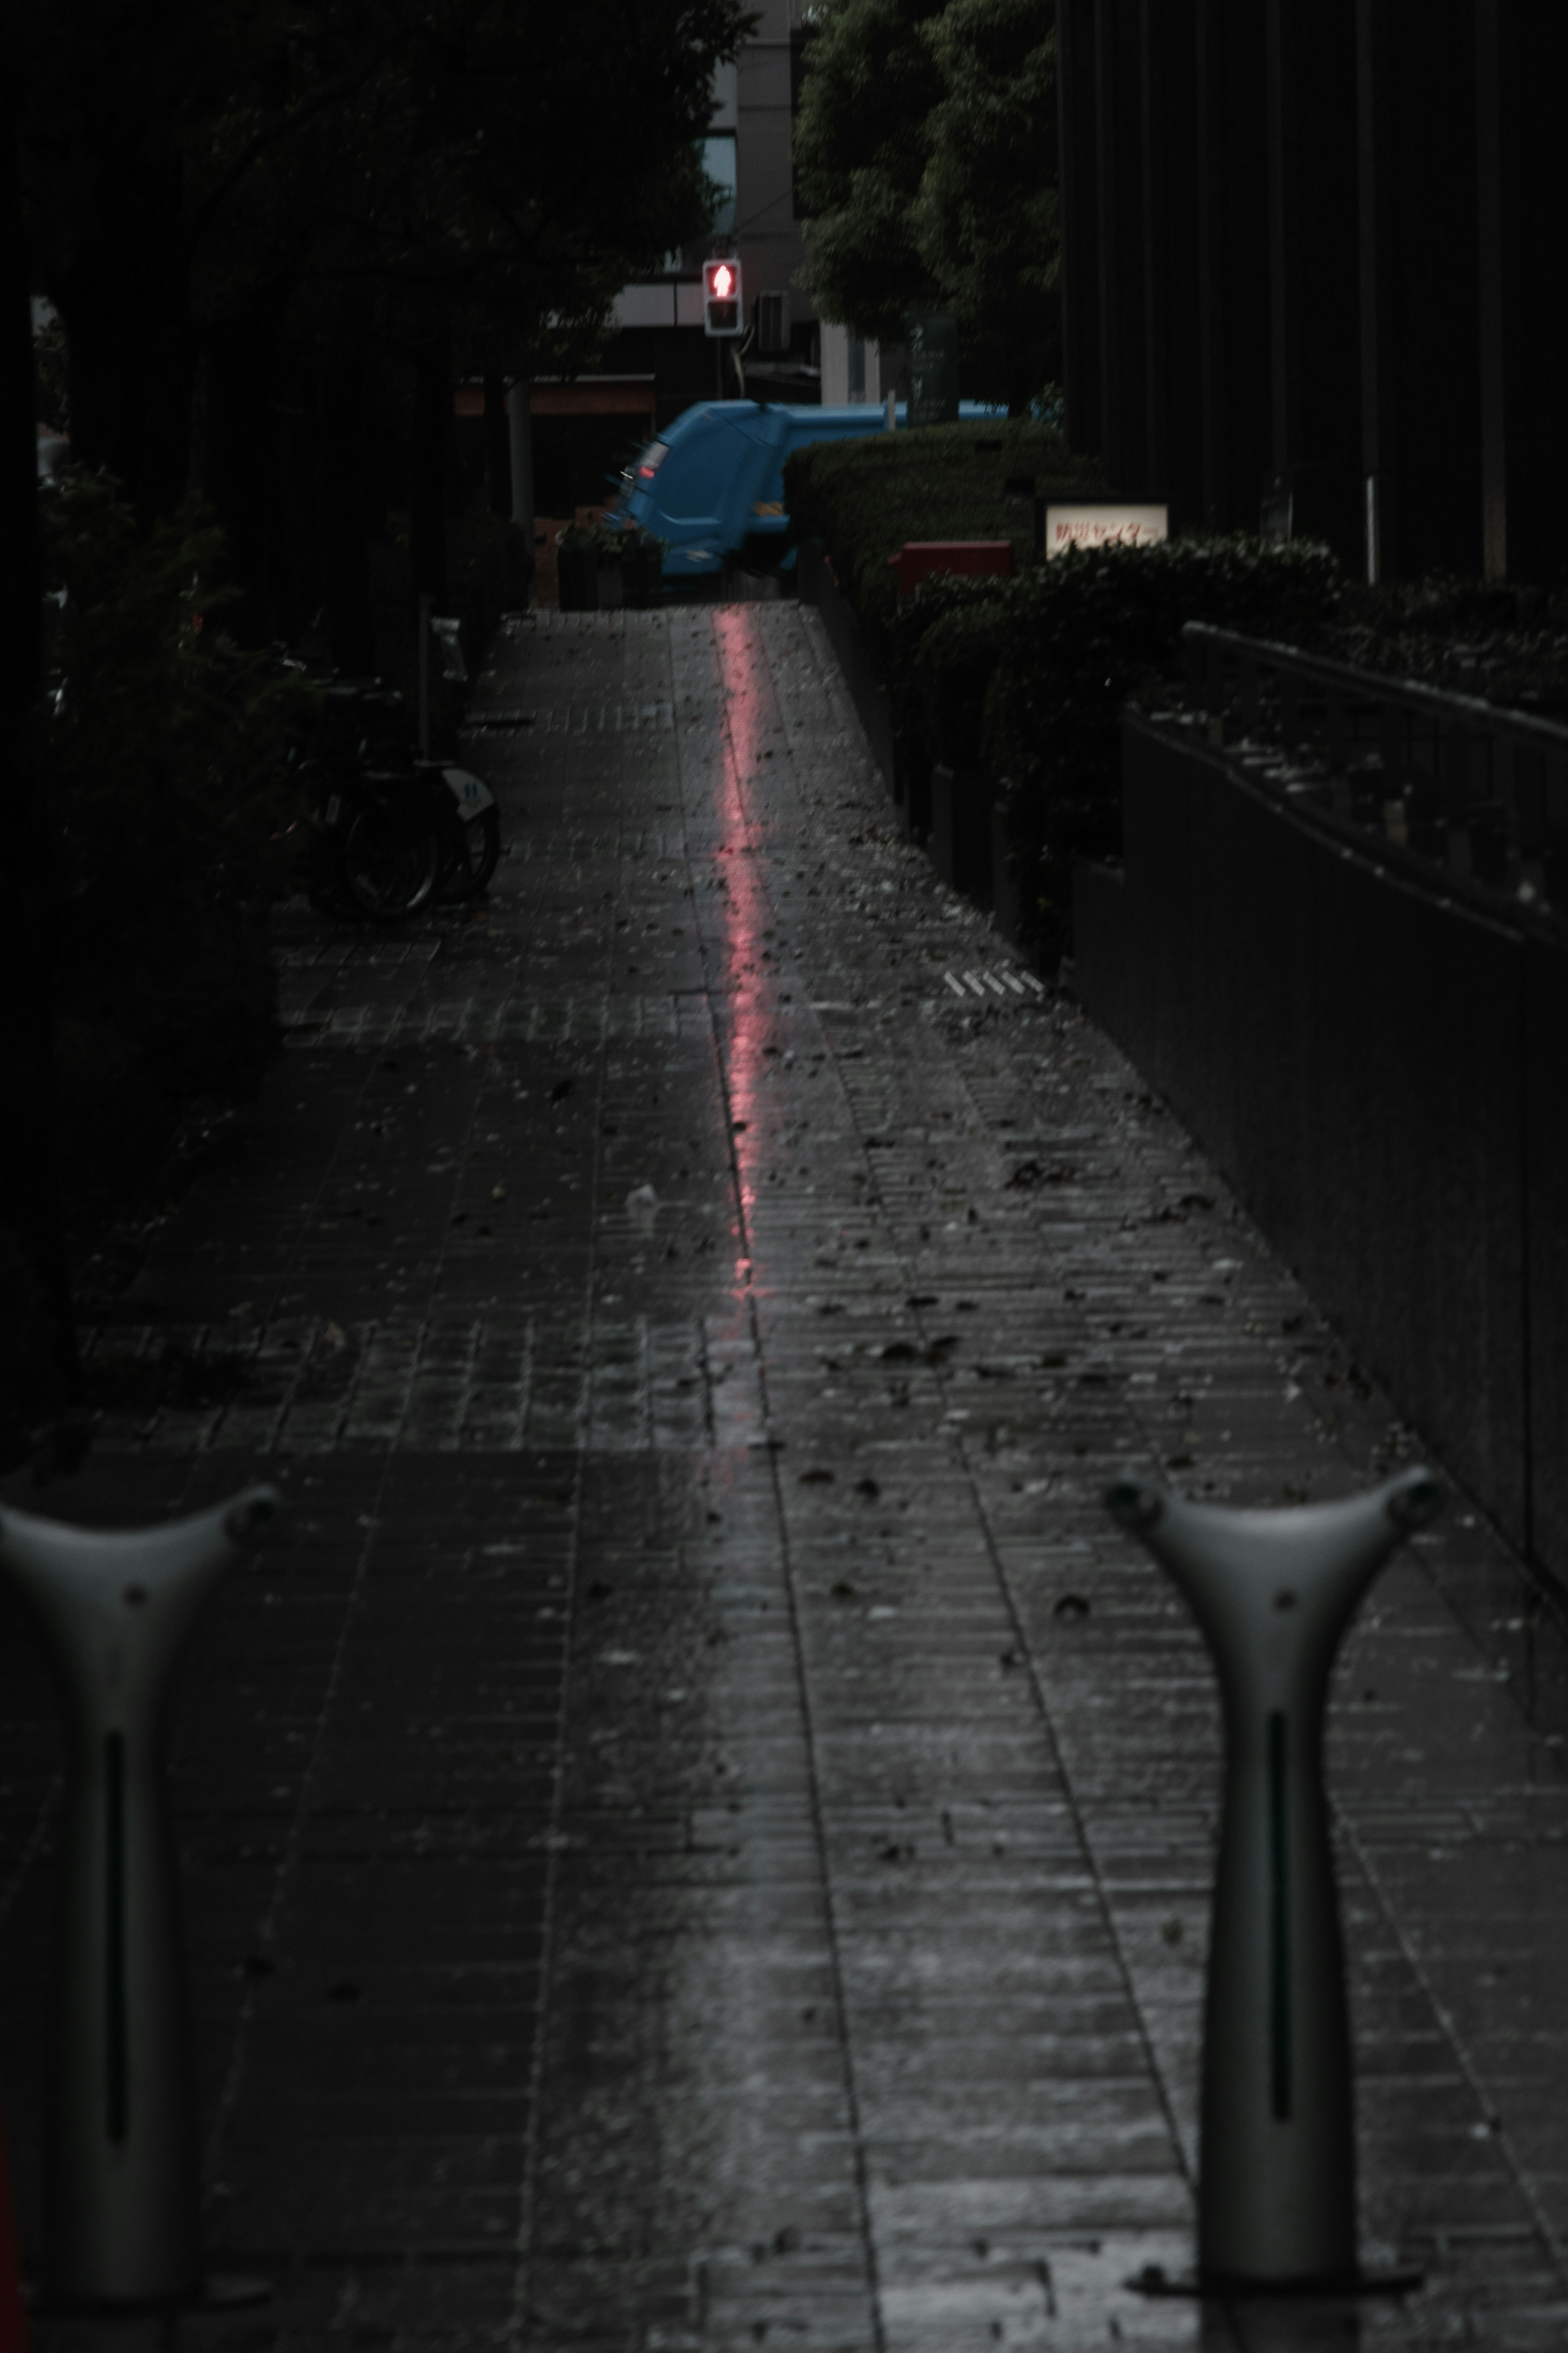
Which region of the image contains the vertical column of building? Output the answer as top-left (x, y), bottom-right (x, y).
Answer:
top-left (1194, 0), bottom-right (1270, 532)
top-left (1474, 2), bottom-right (1568, 584)
top-left (1092, 0), bottom-right (1147, 491)
top-left (1356, 0), bottom-right (1481, 581)
top-left (1263, 0), bottom-right (1361, 567)
top-left (1060, 0), bottom-right (1562, 583)
top-left (1136, 0), bottom-right (1202, 525)
top-left (1056, 0), bottom-right (1102, 462)
top-left (738, 0), bottom-right (806, 379)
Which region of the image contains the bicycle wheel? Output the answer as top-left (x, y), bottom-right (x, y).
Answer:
top-left (435, 802), bottom-right (502, 903)
top-left (339, 797), bottom-right (441, 922)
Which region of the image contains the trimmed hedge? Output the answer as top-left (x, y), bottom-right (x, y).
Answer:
top-left (794, 422), bottom-right (1568, 973)
top-left (783, 417), bottom-right (1101, 674)
top-left (909, 582), bottom-right (1014, 769)
top-left (1322, 577), bottom-right (1568, 714)
top-left (788, 424), bottom-right (1353, 962)
top-left (977, 535), bottom-right (1344, 958)
top-left (866, 524), bottom-right (1343, 959)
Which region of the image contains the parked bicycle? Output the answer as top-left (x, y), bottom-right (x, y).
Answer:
top-left (282, 667), bottom-right (501, 922)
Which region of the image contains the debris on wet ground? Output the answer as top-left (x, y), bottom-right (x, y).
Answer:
top-left (3, 607), bottom-right (1568, 2352)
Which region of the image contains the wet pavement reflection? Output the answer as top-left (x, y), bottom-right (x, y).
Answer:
top-left (2, 606), bottom-right (1567, 2349)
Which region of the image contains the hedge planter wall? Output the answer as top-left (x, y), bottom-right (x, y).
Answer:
top-left (796, 544), bottom-right (897, 790)
top-left (1078, 709), bottom-right (1568, 1596)
top-left (784, 418), bottom-right (1102, 678)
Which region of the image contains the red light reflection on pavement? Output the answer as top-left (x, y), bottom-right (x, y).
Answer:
top-left (711, 608), bottom-right (775, 1300)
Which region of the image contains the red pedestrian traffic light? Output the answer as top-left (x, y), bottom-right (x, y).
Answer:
top-left (703, 256), bottom-right (743, 338)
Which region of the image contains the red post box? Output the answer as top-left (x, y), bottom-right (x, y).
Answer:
top-left (886, 540), bottom-right (1017, 597)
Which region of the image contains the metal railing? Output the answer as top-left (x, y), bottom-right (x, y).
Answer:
top-left (1179, 621), bottom-right (1568, 912)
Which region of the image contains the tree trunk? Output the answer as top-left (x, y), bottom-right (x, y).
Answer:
top-left (1005, 330), bottom-right (1032, 420)
top-left (0, 95), bottom-right (82, 1467)
top-left (361, 358), bottom-right (391, 545)
top-left (272, 358), bottom-right (323, 636)
top-left (50, 151), bottom-right (194, 523)
top-left (203, 310), bottom-right (299, 645)
top-left (483, 371), bottom-right (510, 517)
top-left (508, 381), bottom-right (536, 606)
top-left (320, 321), bottom-right (376, 672)
top-left (410, 328), bottom-right (450, 607)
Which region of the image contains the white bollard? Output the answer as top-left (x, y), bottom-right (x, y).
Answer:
top-left (0, 1485), bottom-right (278, 2308)
top-left (1105, 1466), bottom-right (1440, 2291)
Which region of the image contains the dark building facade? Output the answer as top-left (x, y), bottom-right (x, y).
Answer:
top-left (1056, 1), bottom-right (1568, 582)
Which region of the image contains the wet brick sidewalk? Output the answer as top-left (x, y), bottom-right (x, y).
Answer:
top-left (4, 604), bottom-right (1568, 2351)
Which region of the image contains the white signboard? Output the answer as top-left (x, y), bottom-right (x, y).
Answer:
top-left (1045, 503), bottom-right (1169, 558)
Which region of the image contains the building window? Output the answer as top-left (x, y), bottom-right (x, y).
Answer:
top-left (757, 291), bottom-right (790, 354)
top-left (701, 133), bottom-right (737, 237)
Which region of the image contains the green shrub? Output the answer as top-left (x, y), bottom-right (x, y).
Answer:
top-left (783, 417), bottom-right (1101, 671)
top-left (786, 418), bottom-right (1347, 964)
top-left (974, 533), bottom-right (1345, 959)
top-left (873, 569), bottom-right (1008, 780)
top-left (909, 586), bottom-right (1015, 768)
top-left (1320, 576), bottom-right (1568, 710)
top-left (38, 474), bottom-right (313, 1229)
top-left (615, 522), bottom-right (669, 607)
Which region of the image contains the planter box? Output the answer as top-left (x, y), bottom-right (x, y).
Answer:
top-left (623, 542), bottom-right (665, 607)
top-left (1071, 857), bottom-right (1127, 1029)
top-left (992, 804), bottom-right (1023, 947)
top-left (799, 541), bottom-right (1047, 975)
top-left (796, 542), bottom-right (895, 792)
top-left (887, 539), bottom-right (1016, 596)
top-left (930, 765), bottom-right (993, 906)
top-left (900, 742), bottom-right (930, 841)
top-left (1078, 707), bottom-right (1568, 1594)
top-left (557, 541), bottom-right (600, 611)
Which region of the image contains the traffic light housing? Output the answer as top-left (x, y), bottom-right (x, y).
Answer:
top-left (703, 256), bottom-right (743, 337)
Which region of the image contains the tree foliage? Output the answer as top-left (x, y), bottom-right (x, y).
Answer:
top-left (190, 0), bottom-right (748, 359)
top-left (918, 0), bottom-right (1058, 343)
top-left (794, 0), bottom-right (1059, 409)
top-left (40, 475), bottom-right (309, 1113)
top-left (3, 0), bottom-right (753, 1447)
top-left (791, 0), bottom-right (948, 346)
top-left (16, 0), bottom-right (753, 512)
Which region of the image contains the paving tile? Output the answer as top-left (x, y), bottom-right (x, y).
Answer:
top-left (2, 607), bottom-right (1566, 2351)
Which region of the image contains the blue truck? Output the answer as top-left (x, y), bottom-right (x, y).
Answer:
top-left (611, 398), bottom-right (1000, 581)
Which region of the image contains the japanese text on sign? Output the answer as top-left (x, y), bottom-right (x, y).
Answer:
top-left (1044, 503), bottom-right (1170, 558)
